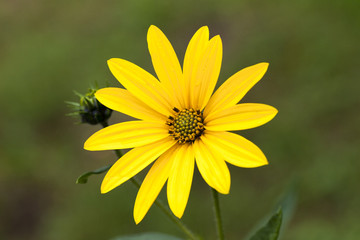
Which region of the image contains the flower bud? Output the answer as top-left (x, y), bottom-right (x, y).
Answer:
top-left (67, 88), bottom-right (112, 125)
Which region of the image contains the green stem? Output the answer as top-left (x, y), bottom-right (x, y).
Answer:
top-left (154, 198), bottom-right (198, 240)
top-left (211, 188), bottom-right (225, 240)
top-left (100, 121), bottom-right (198, 240)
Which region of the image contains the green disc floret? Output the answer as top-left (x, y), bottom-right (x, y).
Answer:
top-left (167, 108), bottom-right (205, 144)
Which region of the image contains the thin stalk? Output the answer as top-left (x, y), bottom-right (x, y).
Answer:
top-left (100, 121), bottom-right (198, 240)
top-left (154, 198), bottom-right (199, 240)
top-left (211, 188), bottom-right (225, 240)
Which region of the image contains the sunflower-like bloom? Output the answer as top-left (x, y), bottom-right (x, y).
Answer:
top-left (84, 25), bottom-right (277, 223)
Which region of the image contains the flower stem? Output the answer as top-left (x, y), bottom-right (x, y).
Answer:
top-left (100, 121), bottom-right (198, 240)
top-left (154, 198), bottom-right (199, 240)
top-left (211, 188), bottom-right (225, 240)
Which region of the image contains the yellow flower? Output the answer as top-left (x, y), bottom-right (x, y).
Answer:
top-left (84, 25), bottom-right (277, 224)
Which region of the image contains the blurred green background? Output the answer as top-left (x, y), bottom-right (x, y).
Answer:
top-left (1, 0), bottom-right (359, 239)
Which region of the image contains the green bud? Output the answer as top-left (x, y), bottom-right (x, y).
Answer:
top-left (67, 87), bottom-right (112, 125)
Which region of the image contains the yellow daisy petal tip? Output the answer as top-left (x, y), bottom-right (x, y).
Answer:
top-left (246, 62), bottom-right (269, 75)
top-left (147, 25), bottom-right (167, 41)
top-left (210, 34), bottom-right (222, 43)
top-left (168, 196), bottom-right (186, 219)
top-left (148, 24), bottom-right (160, 32)
top-left (273, 108), bottom-right (279, 116)
top-left (260, 158), bottom-right (269, 166)
top-left (171, 208), bottom-right (184, 219)
top-left (257, 62), bottom-right (269, 72)
top-left (198, 25), bottom-right (209, 33)
top-left (168, 197), bottom-right (186, 219)
top-left (107, 58), bottom-right (121, 68)
top-left (83, 139), bottom-right (92, 150)
top-left (107, 58), bottom-right (114, 64)
top-left (107, 59), bottom-right (115, 70)
top-left (100, 188), bottom-right (109, 194)
top-left (94, 88), bottom-right (105, 98)
top-left (83, 135), bottom-right (103, 151)
top-left (197, 26), bottom-right (209, 41)
top-left (134, 213), bottom-right (143, 225)
top-left (267, 106), bottom-right (279, 121)
top-left (147, 26), bottom-right (158, 39)
top-left (261, 62), bottom-right (269, 67)
top-left (93, 89), bottom-right (110, 106)
top-left (100, 180), bottom-right (115, 194)
top-left (214, 184), bottom-right (230, 194)
top-left (218, 188), bottom-right (230, 195)
top-left (83, 136), bottom-right (99, 151)
top-left (148, 24), bottom-right (157, 29)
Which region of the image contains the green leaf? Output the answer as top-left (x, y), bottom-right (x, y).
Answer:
top-left (249, 208), bottom-right (283, 240)
top-left (245, 182), bottom-right (297, 240)
top-left (76, 165), bottom-right (112, 184)
top-left (110, 232), bottom-right (184, 240)
top-left (276, 184), bottom-right (297, 233)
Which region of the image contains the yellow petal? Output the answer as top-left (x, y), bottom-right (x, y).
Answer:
top-left (183, 26), bottom-right (209, 108)
top-left (107, 58), bottom-right (173, 116)
top-left (204, 63), bottom-right (269, 118)
top-left (133, 145), bottom-right (178, 224)
top-left (193, 139), bottom-right (230, 194)
top-left (167, 144), bottom-right (195, 218)
top-left (84, 121), bottom-right (169, 151)
top-left (205, 103), bottom-right (278, 131)
top-left (101, 137), bottom-right (175, 194)
top-left (95, 88), bottom-right (167, 122)
top-left (192, 35), bottom-right (223, 110)
top-left (202, 131), bottom-right (268, 168)
top-left (147, 25), bottom-right (184, 108)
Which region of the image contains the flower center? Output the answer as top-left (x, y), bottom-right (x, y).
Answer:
top-left (167, 107), bottom-right (205, 144)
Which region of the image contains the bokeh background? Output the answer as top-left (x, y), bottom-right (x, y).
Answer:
top-left (1, 0), bottom-right (359, 239)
